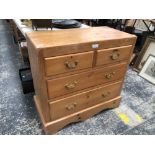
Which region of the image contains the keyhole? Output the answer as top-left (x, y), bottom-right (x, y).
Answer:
top-left (77, 114), bottom-right (81, 120)
top-left (87, 94), bottom-right (90, 98)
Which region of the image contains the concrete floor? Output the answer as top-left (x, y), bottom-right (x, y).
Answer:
top-left (0, 19), bottom-right (155, 135)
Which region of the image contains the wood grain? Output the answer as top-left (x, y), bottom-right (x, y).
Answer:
top-left (26, 27), bottom-right (136, 49)
top-left (44, 51), bottom-right (94, 76)
top-left (26, 26), bottom-right (137, 57)
top-left (50, 81), bottom-right (122, 120)
top-left (47, 62), bottom-right (127, 99)
top-left (96, 45), bottom-right (132, 66)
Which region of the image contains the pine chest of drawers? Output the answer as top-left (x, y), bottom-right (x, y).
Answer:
top-left (26, 27), bottom-right (136, 134)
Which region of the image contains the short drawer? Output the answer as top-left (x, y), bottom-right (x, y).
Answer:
top-left (47, 63), bottom-right (127, 99)
top-left (44, 51), bottom-right (94, 76)
top-left (49, 81), bottom-right (122, 120)
top-left (96, 45), bottom-right (132, 66)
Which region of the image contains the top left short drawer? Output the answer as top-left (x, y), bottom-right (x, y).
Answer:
top-left (44, 51), bottom-right (94, 76)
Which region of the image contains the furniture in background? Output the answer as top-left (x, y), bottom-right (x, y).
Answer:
top-left (122, 20), bottom-right (155, 67)
top-left (139, 19), bottom-right (155, 34)
top-left (88, 19), bottom-right (123, 28)
top-left (18, 41), bottom-right (29, 64)
top-left (26, 27), bottom-right (136, 134)
top-left (123, 19), bottom-right (137, 33)
top-left (31, 19), bottom-right (52, 30)
top-left (7, 19), bottom-right (25, 43)
top-left (7, 20), bottom-right (28, 62)
top-left (134, 36), bottom-right (155, 71)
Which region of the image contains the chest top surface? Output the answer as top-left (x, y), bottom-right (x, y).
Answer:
top-left (26, 26), bottom-right (136, 49)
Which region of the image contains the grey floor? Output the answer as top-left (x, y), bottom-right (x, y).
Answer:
top-left (0, 19), bottom-right (155, 135)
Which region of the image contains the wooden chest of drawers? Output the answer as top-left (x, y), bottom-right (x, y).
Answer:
top-left (26, 27), bottom-right (136, 134)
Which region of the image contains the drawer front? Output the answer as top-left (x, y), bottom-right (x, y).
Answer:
top-left (47, 63), bottom-right (127, 99)
top-left (44, 51), bottom-right (94, 76)
top-left (96, 45), bottom-right (132, 66)
top-left (50, 81), bottom-right (122, 120)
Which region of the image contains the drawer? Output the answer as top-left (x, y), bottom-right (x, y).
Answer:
top-left (44, 51), bottom-right (94, 76)
top-left (96, 45), bottom-right (132, 66)
top-left (47, 63), bottom-right (127, 99)
top-left (49, 81), bottom-right (122, 120)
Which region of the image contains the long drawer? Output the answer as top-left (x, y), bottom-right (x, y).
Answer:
top-left (49, 81), bottom-right (122, 120)
top-left (96, 45), bottom-right (132, 66)
top-left (44, 51), bottom-right (94, 76)
top-left (47, 62), bottom-right (127, 99)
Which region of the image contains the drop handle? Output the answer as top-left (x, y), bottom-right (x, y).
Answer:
top-left (66, 103), bottom-right (77, 111)
top-left (111, 50), bottom-right (120, 60)
top-left (102, 91), bottom-right (111, 98)
top-left (65, 81), bottom-right (78, 90)
top-left (105, 72), bottom-right (115, 79)
top-left (65, 60), bottom-right (78, 69)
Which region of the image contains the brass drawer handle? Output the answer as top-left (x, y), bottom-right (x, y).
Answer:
top-left (65, 81), bottom-right (78, 90)
top-left (65, 60), bottom-right (78, 69)
top-left (102, 91), bottom-right (111, 98)
top-left (111, 50), bottom-right (120, 60)
top-left (105, 72), bottom-right (115, 79)
top-left (66, 102), bottom-right (77, 111)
